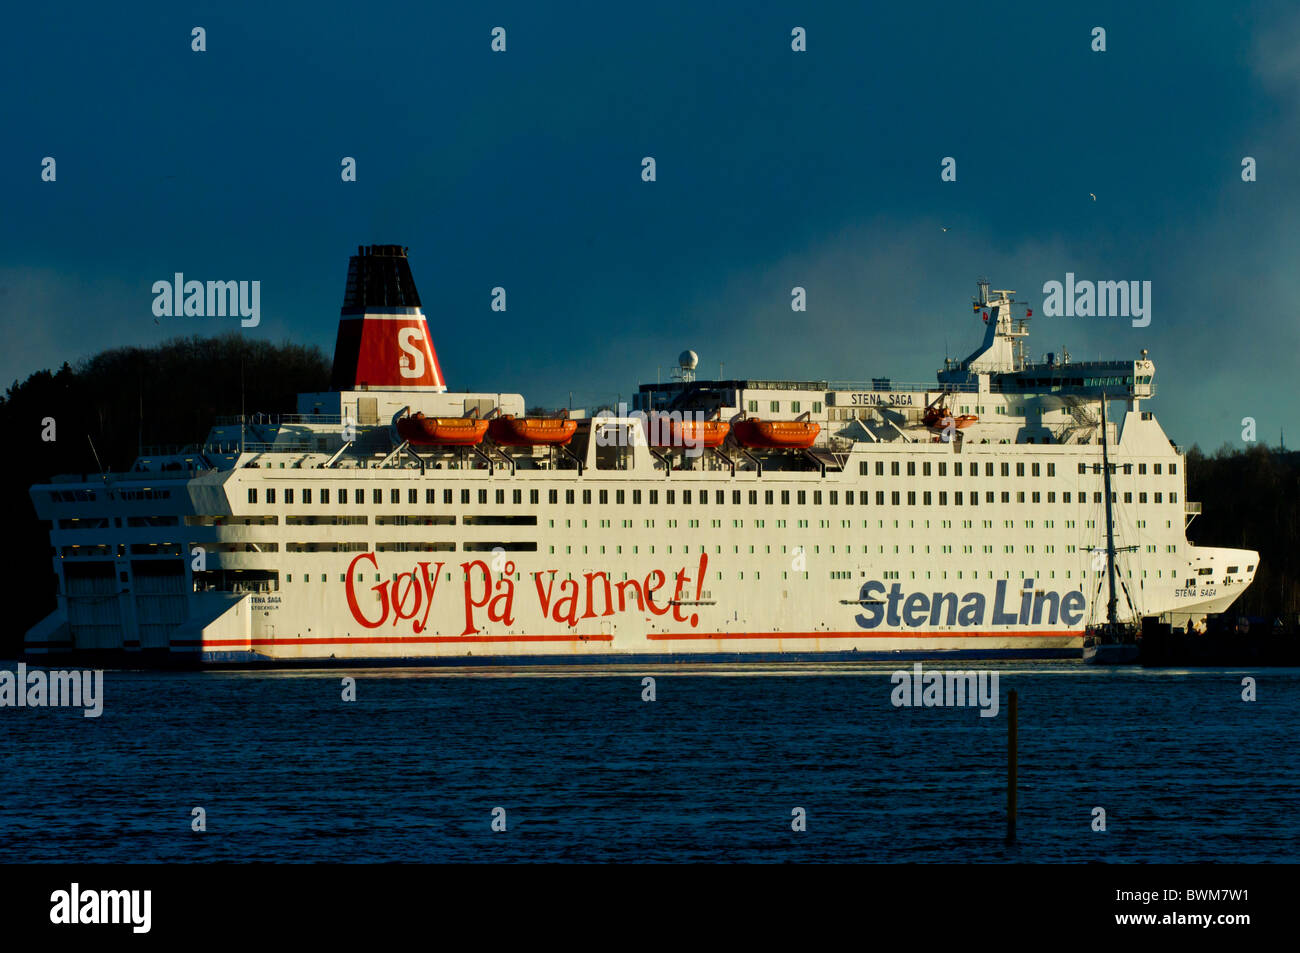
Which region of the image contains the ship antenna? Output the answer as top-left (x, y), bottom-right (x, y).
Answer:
top-left (86, 435), bottom-right (108, 485)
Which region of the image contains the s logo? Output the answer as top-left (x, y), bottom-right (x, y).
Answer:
top-left (398, 327), bottom-right (426, 379)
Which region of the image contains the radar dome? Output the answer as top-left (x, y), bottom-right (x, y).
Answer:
top-left (679, 350), bottom-right (699, 370)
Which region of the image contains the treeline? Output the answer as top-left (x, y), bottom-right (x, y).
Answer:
top-left (1184, 444), bottom-right (1300, 618)
top-left (1, 335), bottom-right (330, 656)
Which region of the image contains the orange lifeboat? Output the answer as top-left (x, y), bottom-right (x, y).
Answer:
top-left (732, 417), bottom-right (820, 449)
top-left (649, 417), bottom-right (730, 449)
top-left (487, 415), bottom-right (578, 446)
top-left (396, 413), bottom-right (489, 446)
top-left (923, 405), bottom-right (979, 430)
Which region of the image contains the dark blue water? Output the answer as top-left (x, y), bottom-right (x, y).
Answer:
top-left (1, 663), bottom-right (1297, 862)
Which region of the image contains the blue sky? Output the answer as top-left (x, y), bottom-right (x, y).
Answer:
top-left (3, 1), bottom-right (1298, 448)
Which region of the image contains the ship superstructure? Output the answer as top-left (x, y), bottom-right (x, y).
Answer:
top-left (26, 251), bottom-right (1257, 665)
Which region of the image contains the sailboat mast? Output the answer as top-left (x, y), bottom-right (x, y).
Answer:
top-left (1099, 394), bottom-right (1119, 625)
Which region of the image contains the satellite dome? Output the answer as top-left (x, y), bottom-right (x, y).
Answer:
top-left (679, 349), bottom-right (699, 370)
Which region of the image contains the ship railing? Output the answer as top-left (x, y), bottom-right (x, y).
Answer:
top-left (827, 380), bottom-right (977, 393)
top-left (215, 413), bottom-right (348, 426)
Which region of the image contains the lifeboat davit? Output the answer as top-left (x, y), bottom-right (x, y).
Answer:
top-left (732, 417), bottom-right (820, 450)
top-left (396, 413), bottom-right (489, 446)
top-left (649, 418), bottom-right (730, 449)
top-left (923, 405), bottom-right (979, 430)
top-left (487, 415), bottom-right (578, 446)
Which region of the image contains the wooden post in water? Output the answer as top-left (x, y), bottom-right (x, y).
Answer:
top-left (1006, 688), bottom-right (1018, 844)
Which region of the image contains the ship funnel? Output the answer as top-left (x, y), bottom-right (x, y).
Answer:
top-left (330, 244), bottom-right (447, 392)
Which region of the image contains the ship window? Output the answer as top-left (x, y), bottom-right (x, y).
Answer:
top-left (683, 490), bottom-right (692, 504)
top-left (1002, 463), bottom-right (1011, 477)
top-left (1016, 463), bottom-right (1025, 477)
top-left (1124, 492), bottom-right (1132, 503)
top-left (813, 402), bottom-right (822, 413)
top-left (515, 490), bottom-right (524, 504)
top-left (791, 401), bottom-right (801, 413)
top-left (1155, 492), bottom-right (1163, 503)
top-left (907, 492), bottom-right (916, 505)
top-left (321, 489), bottom-right (330, 504)
top-left (1047, 492), bottom-right (1055, 503)
top-left (939, 492), bottom-right (948, 505)
top-left (479, 489), bottom-right (488, 504)
top-left (955, 492), bottom-right (963, 505)
top-left (716, 491), bottom-right (725, 505)
top-left (495, 489), bottom-right (505, 504)
top-left (425, 489), bottom-right (435, 504)
top-left (749, 491), bottom-right (758, 505)
top-left (1031, 492), bottom-right (1040, 503)
top-left (938, 462), bottom-right (947, 477)
top-left (770, 401), bottom-right (780, 412)
top-left (529, 489), bottom-right (539, 505)
top-left (1123, 464), bottom-right (1132, 475)
top-left (373, 489), bottom-right (382, 504)
top-left (923, 491), bottom-right (932, 505)
top-left (1227, 565), bottom-right (1239, 574)
top-left (860, 462), bottom-right (869, 475)
top-left (748, 400), bottom-right (758, 412)
top-left (876, 491), bottom-right (885, 505)
top-left (302, 489), bottom-right (312, 504)
top-left (813, 491), bottom-right (822, 505)
top-left (248, 488), bottom-right (257, 503)
top-left (891, 462), bottom-right (900, 476)
top-left (797, 491), bottom-right (806, 505)
top-left (876, 462), bottom-right (884, 476)
top-left (907, 462), bottom-right (916, 476)
top-left (1154, 464), bottom-right (1163, 474)
top-left (1094, 492), bottom-right (1102, 503)
top-left (650, 490), bottom-right (659, 504)
top-left (633, 490), bottom-right (642, 505)
top-left (267, 488), bottom-right (276, 504)
top-left (1170, 463), bottom-right (1178, 475)
top-left (922, 462), bottom-right (931, 476)
top-left (845, 491), bottom-right (855, 505)
top-left (969, 493), bottom-right (978, 506)
top-left (1078, 463), bottom-right (1087, 474)
top-left (955, 463), bottom-right (963, 477)
top-left (667, 490), bottom-right (676, 504)
top-left (1063, 492), bottom-right (1071, 503)
top-left (781, 491), bottom-right (790, 505)
top-left (566, 490), bottom-right (575, 504)
top-left (985, 492), bottom-right (993, 503)
top-left (1030, 463), bottom-right (1039, 477)
top-left (891, 492), bottom-right (900, 505)
top-left (549, 490), bottom-right (558, 504)
top-left (764, 490), bottom-right (774, 505)
top-left (339, 488), bottom-right (349, 503)
top-left (389, 489), bottom-right (399, 504)
top-left (985, 463), bottom-right (994, 476)
top-left (732, 491), bottom-right (741, 504)
top-left (1139, 463), bottom-right (1147, 474)
top-left (601, 490), bottom-right (610, 504)
top-left (583, 490), bottom-right (592, 504)
top-left (461, 489), bottom-right (470, 504)
top-left (829, 491), bottom-right (838, 504)
top-left (1001, 492), bottom-right (1010, 503)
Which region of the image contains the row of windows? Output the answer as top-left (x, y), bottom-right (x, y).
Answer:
top-left (247, 485), bottom-right (1179, 507)
top-left (856, 460), bottom-right (1179, 478)
top-left (746, 400), bottom-right (824, 414)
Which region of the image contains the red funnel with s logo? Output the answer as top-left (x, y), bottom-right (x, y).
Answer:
top-left (330, 245), bottom-right (446, 392)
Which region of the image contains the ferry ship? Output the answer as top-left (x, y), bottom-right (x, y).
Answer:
top-left (25, 245), bottom-right (1257, 666)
